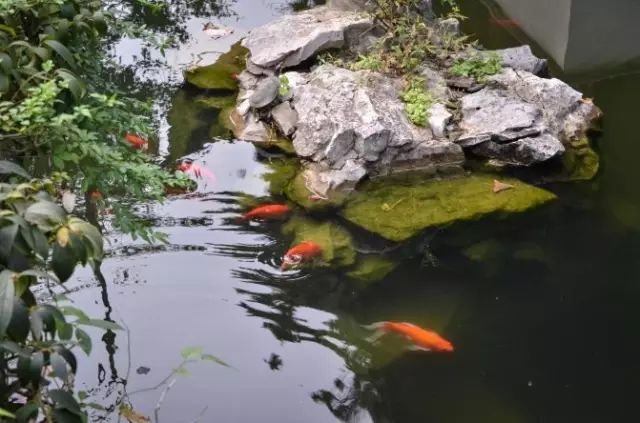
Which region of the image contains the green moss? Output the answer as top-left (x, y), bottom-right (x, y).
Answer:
top-left (340, 174), bottom-right (556, 241)
top-left (262, 158), bottom-right (299, 197)
top-left (167, 90), bottom-right (211, 163)
top-left (347, 256), bottom-right (397, 283)
top-left (284, 171), bottom-right (348, 212)
top-left (281, 216), bottom-right (357, 267)
top-left (400, 77), bottom-right (432, 127)
top-left (195, 94), bottom-right (236, 110)
top-left (184, 42), bottom-right (248, 91)
top-left (562, 136), bottom-right (600, 181)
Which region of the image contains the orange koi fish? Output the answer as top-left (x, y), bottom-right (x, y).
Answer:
top-left (89, 191), bottom-right (103, 202)
top-left (177, 161), bottom-right (216, 180)
top-left (366, 321), bottom-right (454, 352)
top-left (238, 204), bottom-right (290, 222)
top-left (488, 17), bottom-right (520, 28)
top-left (125, 133), bottom-right (148, 151)
top-left (280, 241), bottom-right (322, 270)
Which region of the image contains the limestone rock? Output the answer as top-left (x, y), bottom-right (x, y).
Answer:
top-left (289, 65), bottom-right (463, 189)
top-left (249, 76), bottom-right (280, 108)
top-left (492, 46), bottom-right (548, 76)
top-left (421, 65), bottom-right (450, 101)
top-left (428, 103), bottom-right (452, 138)
top-left (271, 101), bottom-right (299, 136)
top-left (455, 68), bottom-right (598, 166)
top-left (240, 114), bottom-right (269, 142)
top-left (242, 6), bottom-right (372, 69)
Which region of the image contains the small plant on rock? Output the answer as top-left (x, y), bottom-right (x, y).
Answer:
top-left (400, 78), bottom-right (433, 127)
top-left (279, 75), bottom-right (291, 97)
top-left (450, 52), bottom-right (502, 81)
top-left (352, 52), bottom-right (385, 72)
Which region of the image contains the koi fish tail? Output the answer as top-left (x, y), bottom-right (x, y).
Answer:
top-left (235, 215), bottom-right (249, 223)
top-left (363, 322), bottom-right (387, 344)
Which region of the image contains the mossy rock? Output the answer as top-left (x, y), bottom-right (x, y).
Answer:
top-left (185, 42), bottom-right (248, 91)
top-left (284, 171), bottom-right (348, 212)
top-left (347, 255), bottom-right (397, 283)
top-left (167, 90), bottom-right (215, 162)
top-left (281, 216), bottom-right (357, 267)
top-left (262, 158), bottom-right (299, 197)
top-left (340, 174), bottom-right (557, 242)
top-left (195, 94), bottom-right (237, 110)
top-left (562, 136), bottom-right (600, 181)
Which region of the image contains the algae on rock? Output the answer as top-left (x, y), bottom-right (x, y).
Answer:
top-left (562, 136), bottom-right (600, 181)
top-left (262, 158), bottom-right (299, 197)
top-left (281, 216), bottom-right (357, 267)
top-left (284, 171), bottom-right (349, 212)
top-left (185, 42), bottom-right (249, 91)
top-left (340, 174), bottom-right (557, 242)
top-left (347, 255), bottom-right (397, 283)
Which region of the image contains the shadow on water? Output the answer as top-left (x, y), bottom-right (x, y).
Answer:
top-left (52, 0), bottom-right (640, 422)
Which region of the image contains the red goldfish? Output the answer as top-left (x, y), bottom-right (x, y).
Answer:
top-left (280, 241), bottom-right (322, 270)
top-left (488, 17), bottom-right (520, 28)
top-left (177, 161), bottom-right (216, 181)
top-left (238, 204), bottom-right (290, 222)
top-left (366, 321), bottom-right (454, 353)
top-left (125, 133), bottom-right (148, 151)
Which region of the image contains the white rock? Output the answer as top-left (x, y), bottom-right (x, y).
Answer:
top-left (428, 103), bottom-right (452, 138)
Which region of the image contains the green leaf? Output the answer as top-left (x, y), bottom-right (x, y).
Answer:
top-left (0, 340), bottom-right (28, 357)
top-left (0, 52), bottom-right (14, 73)
top-left (0, 223), bottom-right (19, 262)
top-left (51, 242), bottom-right (78, 282)
top-left (6, 298), bottom-right (30, 342)
top-left (68, 218), bottom-right (103, 260)
top-left (85, 402), bottom-right (106, 411)
top-left (52, 409), bottom-right (84, 423)
top-left (14, 402), bottom-right (38, 421)
top-left (29, 309), bottom-right (43, 340)
top-left (51, 352), bottom-right (69, 382)
top-left (44, 40), bottom-right (76, 69)
top-left (0, 24), bottom-right (17, 38)
top-left (0, 270), bottom-right (15, 337)
top-left (62, 191), bottom-right (76, 213)
top-left (175, 366), bottom-right (190, 377)
top-left (57, 320), bottom-right (73, 340)
top-left (180, 346), bottom-right (204, 360)
top-left (0, 407), bottom-right (15, 419)
top-left (54, 346), bottom-right (77, 373)
top-left (202, 353), bottom-right (230, 367)
top-left (0, 73), bottom-right (9, 94)
top-left (0, 160), bottom-right (30, 179)
top-left (49, 389), bottom-right (83, 416)
top-left (75, 327), bottom-right (92, 355)
top-left (60, 306), bottom-right (90, 321)
top-left (24, 200), bottom-right (66, 232)
top-left (78, 319), bottom-right (122, 331)
top-left (20, 226), bottom-right (50, 261)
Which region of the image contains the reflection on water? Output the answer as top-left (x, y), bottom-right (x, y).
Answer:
top-left (55, 0), bottom-right (640, 422)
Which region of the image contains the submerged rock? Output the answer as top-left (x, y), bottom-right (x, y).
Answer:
top-left (281, 216), bottom-right (357, 267)
top-left (242, 6), bottom-right (372, 70)
top-left (185, 42), bottom-right (248, 91)
top-left (347, 255), bottom-right (397, 283)
top-left (340, 174), bottom-right (557, 242)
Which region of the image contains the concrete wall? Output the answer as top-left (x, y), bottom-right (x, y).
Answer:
top-left (492, 0), bottom-right (572, 68)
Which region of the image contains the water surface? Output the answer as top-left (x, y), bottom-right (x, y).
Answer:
top-left (64, 1), bottom-right (640, 421)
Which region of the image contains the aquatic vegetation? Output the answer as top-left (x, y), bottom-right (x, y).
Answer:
top-left (185, 42), bottom-right (249, 91)
top-left (347, 256), bottom-right (398, 283)
top-left (562, 136), bottom-right (600, 181)
top-left (341, 174), bottom-right (557, 241)
top-left (194, 94), bottom-right (237, 109)
top-left (281, 216), bottom-right (357, 267)
top-left (450, 52), bottom-right (502, 81)
top-left (285, 171), bottom-right (348, 211)
top-left (262, 158), bottom-right (300, 197)
top-left (400, 78), bottom-right (433, 126)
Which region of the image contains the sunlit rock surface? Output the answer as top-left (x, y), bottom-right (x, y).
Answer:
top-left (340, 174), bottom-right (557, 241)
top-left (242, 6), bottom-right (372, 69)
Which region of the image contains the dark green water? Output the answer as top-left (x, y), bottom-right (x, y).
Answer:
top-left (63, 1), bottom-right (640, 421)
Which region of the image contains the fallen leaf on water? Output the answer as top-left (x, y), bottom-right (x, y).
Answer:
top-left (493, 179), bottom-right (514, 193)
top-left (120, 404), bottom-right (150, 423)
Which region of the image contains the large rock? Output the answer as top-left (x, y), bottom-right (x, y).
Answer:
top-left (289, 65), bottom-right (464, 193)
top-left (242, 7), bottom-right (372, 70)
top-left (493, 46), bottom-right (548, 76)
top-left (249, 75), bottom-right (280, 108)
top-left (455, 68), bottom-right (599, 166)
top-left (271, 101), bottom-right (299, 136)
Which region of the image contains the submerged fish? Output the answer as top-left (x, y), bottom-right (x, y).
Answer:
top-left (238, 204), bottom-right (290, 222)
top-left (365, 321), bottom-right (454, 352)
top-left (488, 17), bottom-right (520, 28)
top-left (281, 241), bottom-right (322, 270)
top-left (125, 133), bottom-right (148, 151)
top-left (177, 161), bottom-right (216, 181)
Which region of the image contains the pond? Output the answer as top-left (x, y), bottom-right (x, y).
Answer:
top-left (63, 1), bottom-right (640, 421)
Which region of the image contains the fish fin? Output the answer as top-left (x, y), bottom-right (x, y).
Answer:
top-left (407, 345), bottom-right (431, 352)
top-left (363, 322), bottom-right (387, 344)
